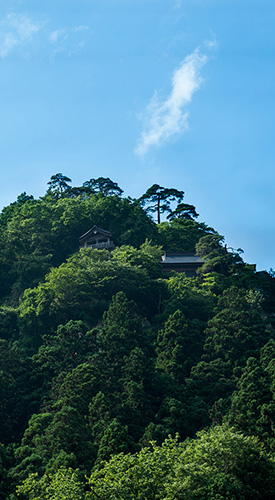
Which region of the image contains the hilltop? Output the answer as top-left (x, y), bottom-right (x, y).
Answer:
top-left (0, 175), bottom-right (274, 499)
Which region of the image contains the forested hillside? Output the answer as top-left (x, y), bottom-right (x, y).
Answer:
top-left (0, 175), bottom-right (274, 499)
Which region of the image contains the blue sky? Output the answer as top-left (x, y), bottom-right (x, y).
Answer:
top-left (0, 0), bottom-right (274, 271)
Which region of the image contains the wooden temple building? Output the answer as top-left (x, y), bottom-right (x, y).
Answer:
top-left (160, 252), bottom-right (203, 276)
top-left (79, 225), bottom-right (115, 251)
top-left (79, 226), bottom-right (203, 276)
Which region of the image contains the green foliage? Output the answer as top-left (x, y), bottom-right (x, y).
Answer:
top-left (32, 320), bottom-right (94, 382)
top-left (203, 287), bottom-right (270, 366)
top-left (112, 240), bottom-right (163, 278)
top-left (88, 436), bottom-right (181, 499)
top-left (88, 392), bottom-right (112, 445)
top-left (119, 348), bottom-right (157, 439)
top-left (138, 184), bottom-right (185, 223)
top-left (227, 349), bottom-right (275, 450)
top-left (155, 396), bottom-right (189, 439)
top-left (0, 339), bottom-right (28, 443)
top-left (164, 273), bottom-right (215, 323)
top-left (0, 189), bottom-right (158, 301)
top-left (47, 173), bottom-right (72, 195)
top-left (158, 218), bottom-right (215, 252)
top-left (82, 177), bottom-right (123, 196)
top-left (11, 412), bottom-right (53, 481)
top-left (190, 357), bottom-right (234, 397)
top-left (0, 306), bottom-right (18, 340)
top-left (19, 250), bottom-right (159, 350)
top-left (0, 192), bottom-right (34, 228)
top-left (96, 418), bottom-right (135, 464)
top-left (17, 467), bottom-right (85, 500)
top-left (50, 362), bottom-right (100, 414)
top-left (186, 359), bottom-right (235, 431)
top-left (86, 426), bottom-right (275, 500)
top-left (156, 310), bottom-right (203, 383)
top-left (167, 202), bottom-right (199, 220)
top-left (0, 444), bottom-right (15, 499)
top-left (12, 406), bottom-right (95, 483)
top-left (99, 291), bottom-right (143, 359)
top-left (0, 179), bottom-right (274, 496)
top-left (196, 234), bottom-right (244, 276)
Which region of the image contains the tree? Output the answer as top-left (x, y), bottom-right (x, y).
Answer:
top-left (0, 192), bottom-right (34, 227)
top-left (0, 188), bottom-right (159, 303)
top-left (156, 310), bottom-right (203, 383)
top-left (47, 174), bottom-right (72, 195)
top-left (186, 358), bottom-right (235, 423)
top-left (0, 339), bottom-right (26, 443)
top-left (96, 418), bottom-right (135, 464)
top-left (203, 287), bottom-right (270, 367)
top-left (88, 392), bottom-right (112, 445)
top-left (112, 240), bottom-right (163, 278)
top-left (17, 467), bottom-right (85, 500)
top-left (227, 357), bottom-right (273, 440)
top-left (173, 425), bottom-right (275, 500)
top-left (31, 320), bottom-right (96, 407)
top-left (167, 202), bottom-right (199, 221)
top-left (225, 344), bottom-right (275, 450)
top-left (88, 435), bottom-right (181, 499)
top-left (19, 250), bottom-right (158, 350)
top-left (32, 320), bottom-right (93, 382)
top-left (119, 347), bottom-right (156, 439)
top-left (196, 234), bottom-right (244, 276)
top-left (50, 362), bottom-right (100, 415)
top-left (12, 406), bottom-right (95, 482)
top-left (164, 273), bottom-right (215, 324)
top-left (11, 412), bottom-right (53, 482)
top-left (138, 184), bottom-right (185, 223)
top-left (0, 444), bottom-right (14, 499)
top-left (98, 292), bottom-right (143, 373)
top-left (82, 177), bottom-right (123, 196)
top-left (86, 426), bottom-right (275, 499)
top-left (157, 218), bottom-right (215, 253)
top-left (155, 396), bottom-right (189, 439)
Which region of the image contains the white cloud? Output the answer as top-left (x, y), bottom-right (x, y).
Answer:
top-left (0, 13), bottom-right (40, 58)
top-left (173, 0), bottom-right (182, 9)
top-left (48, 25), bottom-right (90, 59)
top-left (74, 25), bottom-right (89, 32)
top-left (204, 39), bottom-right (219, 50)
top-left (135, 46), bottom-right (209, 156)
top-left (0, 13), bottom-right (90, 59)
top-left (49, 28), bottom-right (67, 43)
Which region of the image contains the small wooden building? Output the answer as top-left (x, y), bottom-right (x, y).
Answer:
top-left (79, 225), bottom-right (115, 250)
top-left (160, 252), bottom-right (203, 276)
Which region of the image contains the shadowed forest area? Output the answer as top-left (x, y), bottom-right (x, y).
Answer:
top-left (0, 175), bottom-right (274, 499)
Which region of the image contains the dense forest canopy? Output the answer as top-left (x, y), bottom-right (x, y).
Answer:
top-left (0, 174), bottom-right (274, 499)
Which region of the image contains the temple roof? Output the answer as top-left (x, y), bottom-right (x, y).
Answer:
top-left (161, 252), bottom-right (203, 265)
top-left (79, 225), bottom-right (112, 243)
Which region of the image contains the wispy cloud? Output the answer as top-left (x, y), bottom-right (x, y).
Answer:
top-left (49, 28), bottom-right (67, 44)
top-left (173, 0), bottom-right (182, 9)
top-left (48, 25), bottom-right (89, 58)
top-left (135, 45), bottom-right (212, 156)
top-left (0, 13), bottom-right (40, 58)
top-left (0, 12), bottom-right (90, 59)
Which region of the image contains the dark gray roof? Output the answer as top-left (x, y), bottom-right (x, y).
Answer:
top-left (161, 253), bottom-right (203, 265)
top-left (79, 225), bottom-right (112, 242)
